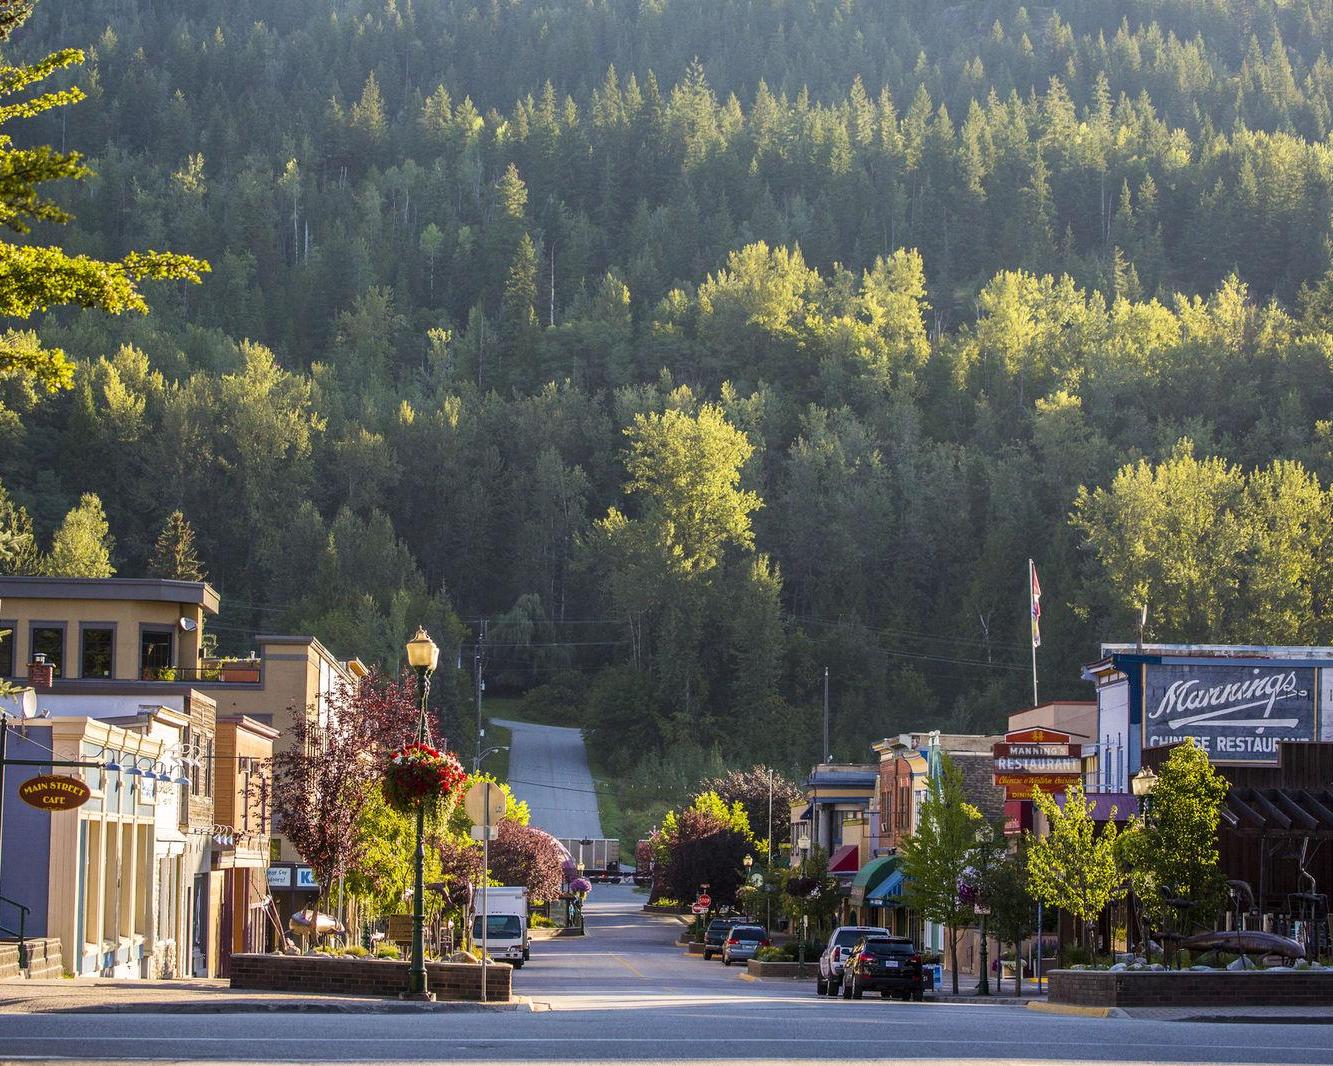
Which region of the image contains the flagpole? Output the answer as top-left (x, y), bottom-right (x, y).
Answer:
top-left (1029, 559), bottom-right (1039, 708)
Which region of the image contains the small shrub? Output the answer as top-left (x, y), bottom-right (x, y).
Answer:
top-left (530, 914), bottom-right (555, 928)
top-left (374, 943), bottom-right (401, 959)
top-left (342, 945), bottom-right (368, 957)
top-left (754, 946), bottom-right (786, 962)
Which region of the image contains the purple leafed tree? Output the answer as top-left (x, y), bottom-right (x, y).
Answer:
top-left (487, 821), bottom-right (566, 902)
top-left (271, 669), bottom-right (422, 904)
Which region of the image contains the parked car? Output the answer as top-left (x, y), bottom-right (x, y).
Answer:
top-left (721, 925), bottom-right (770, 966)
top-left (840, 936), bottom-right (925, 1000)
top-left (816, 924), bottom-right (889, 995)
top-left (702, 916), bottom-right (746, 961)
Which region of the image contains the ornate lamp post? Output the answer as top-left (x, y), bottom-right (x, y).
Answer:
top-left (1130, 766), bottom-right (1159, 962)
top-left (404, 626), bottom-right (439, 999)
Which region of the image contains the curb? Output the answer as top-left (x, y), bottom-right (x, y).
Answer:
top-left (36, 999), bottom-right (523, 1014)
top-left (1026, 1001), bottom-right (1118, 1018)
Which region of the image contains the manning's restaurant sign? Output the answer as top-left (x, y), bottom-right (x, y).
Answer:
top-left (1143, 663), bottom-right (1316, 762)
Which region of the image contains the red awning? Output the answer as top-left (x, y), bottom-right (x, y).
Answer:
top-left (829, 844), bottom-right (860, 873)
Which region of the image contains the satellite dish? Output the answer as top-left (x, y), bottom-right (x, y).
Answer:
top-left (179, 617), bottom-right (198, 632)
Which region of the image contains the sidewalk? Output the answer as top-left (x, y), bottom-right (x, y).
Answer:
top-left (0, 979), bottom-right (527, 1014)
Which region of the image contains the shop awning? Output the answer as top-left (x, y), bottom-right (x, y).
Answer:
top-left (792, 802), bottom-right (813, 823)
top-left (1222, 787), bottom-right (1333, 835)
top-left (829, 844), bottom-right (860, 874)
top-left (848, 855), bottom-right (899, 906)
top-left (866, 868), bottom-right (907, 907)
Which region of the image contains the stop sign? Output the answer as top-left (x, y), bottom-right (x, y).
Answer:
top-left (697, 893), bottom-right (711, 909)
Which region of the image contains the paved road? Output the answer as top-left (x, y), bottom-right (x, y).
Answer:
top-left (490, 718), bottom-right (602, 839)
top-left (4, 886), bottom-right (1333, 1064)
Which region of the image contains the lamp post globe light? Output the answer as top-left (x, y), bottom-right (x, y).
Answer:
top-left (404, 626), bottom-right (438, 1000)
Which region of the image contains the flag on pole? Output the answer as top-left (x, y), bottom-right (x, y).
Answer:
top-left (1029, 559), bottom-right (1042, 648)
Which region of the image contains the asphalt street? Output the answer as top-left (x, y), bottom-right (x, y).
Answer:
top-left (3, 885), bottom-right (1332, 1064)
top-left (490, 718), bottom-right (602, 840)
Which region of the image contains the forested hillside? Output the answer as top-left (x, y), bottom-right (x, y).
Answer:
top-left (5, 0), bottom-right (1333, 774)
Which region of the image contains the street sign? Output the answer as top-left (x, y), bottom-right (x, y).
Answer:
top-left (469, 824), bottom-right (499, 841)
top-left (464, 780), bottom-right (506, 825)
top-left (696, 893), bottom-right (711, 909)
top-left (18, 774), bottom-right (90, 811)
top-left (691, 903), bottom-right (708, 914)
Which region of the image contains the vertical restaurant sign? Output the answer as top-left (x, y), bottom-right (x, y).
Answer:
top-left (1143, 663), bottom-right (1317, 763)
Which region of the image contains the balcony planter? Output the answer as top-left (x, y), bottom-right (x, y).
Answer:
top-left (221, 662), bottom-right (260, 683)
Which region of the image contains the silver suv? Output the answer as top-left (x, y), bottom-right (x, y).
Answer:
top-left (816, 925), bottom-right (889, 995)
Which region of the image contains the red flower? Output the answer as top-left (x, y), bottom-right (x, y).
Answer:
top-left (383, 743), bottom-right (467, 813)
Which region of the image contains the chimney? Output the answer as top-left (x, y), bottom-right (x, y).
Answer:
top-left (27, 652), bottom-right (54, 690)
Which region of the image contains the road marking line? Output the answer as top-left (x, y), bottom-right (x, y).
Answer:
top-left (611, 954), bottom-right (645, 978)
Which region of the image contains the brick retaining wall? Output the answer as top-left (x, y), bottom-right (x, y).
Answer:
top-left (1050, 968), bottom-right (1333, 1007)
top-left (229, 954), bottom-right (511, 1001)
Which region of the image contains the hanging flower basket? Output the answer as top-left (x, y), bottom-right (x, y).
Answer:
top-left (383, 743), bottom-right (466, 814)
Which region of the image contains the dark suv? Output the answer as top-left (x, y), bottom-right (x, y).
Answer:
top-left (841, 936), bottom-right (925, 1000)
top-left (702, 917), bottom-right (745, 961)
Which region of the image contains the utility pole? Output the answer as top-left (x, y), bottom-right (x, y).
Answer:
top-left (822, 667), bottom-right (830, 763)
top-left (474, 621), bottom-right (486, 774)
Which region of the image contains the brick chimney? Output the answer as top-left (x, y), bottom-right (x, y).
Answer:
top-left (27, 652), bottom-right (53, 690)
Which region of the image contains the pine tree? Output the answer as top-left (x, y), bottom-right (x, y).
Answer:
top-left (44, 493), bottom-right (115, 578)
top-left (0, 479), bottom-right (38, 574)
top-left (149, 510), bottom-right (206, 582)
top-left (0, 0), bottom-right (206, 402)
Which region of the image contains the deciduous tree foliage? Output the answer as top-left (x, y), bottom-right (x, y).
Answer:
top-left (1026, 781), bottom-right (1123, 958)
top-left (1118, 740), bottom-right (1230, 931)
top-left (9, 0), bottom-right (1333, 811)
top-left (487, 820), bottom-right (566, 903)
top-left (900, 752), bottom-right (985, 993)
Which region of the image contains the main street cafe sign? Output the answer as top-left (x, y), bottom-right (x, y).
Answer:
top-left (1143, 662), bottom-right (1317, 764)
top-left (19, 774), bottom-right (92, 811)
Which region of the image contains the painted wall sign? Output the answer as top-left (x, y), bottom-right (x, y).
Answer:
top-left (19, 774), bottom-right (91, 811)
top-left (1143, 663), bottom-right (1317, 764)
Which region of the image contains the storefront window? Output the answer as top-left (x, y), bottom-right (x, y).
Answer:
top-left (81, 627), bottom-right (114, 678)
top-left (31, 625), bottom-right (64, 677)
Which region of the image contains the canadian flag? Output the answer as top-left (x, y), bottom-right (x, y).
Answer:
top-left (1029, 560), bottom-right (1042, 649)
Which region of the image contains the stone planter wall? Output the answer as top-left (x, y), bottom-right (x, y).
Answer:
top-left (229, 954), bottom-right (512, 1001)
top-left (1049, 968), bottom-right (1333, 1007)
top-left (745, 959), bottom-right (806, 979)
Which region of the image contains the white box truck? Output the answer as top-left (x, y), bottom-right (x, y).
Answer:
top-left (472, 885), bottom-right (529, 968)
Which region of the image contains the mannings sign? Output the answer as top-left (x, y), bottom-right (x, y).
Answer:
top-left (1143, 663), bottom-right (1317, 764)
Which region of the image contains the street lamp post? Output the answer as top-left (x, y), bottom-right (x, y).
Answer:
top-left (1130, 767), bottom-right (1159, 961)
top-left (404, 626), bottom-right (439, 1000)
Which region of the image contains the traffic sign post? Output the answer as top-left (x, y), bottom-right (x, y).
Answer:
top-left (463, 780), bottom-right (506, 1003)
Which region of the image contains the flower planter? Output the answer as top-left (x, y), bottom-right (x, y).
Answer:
top-left (221, 663), bottom-right (260, 683)
top-left (383, 743), bottom-right (467, 814)
top-left (746, 959), bottom-right (805, 979)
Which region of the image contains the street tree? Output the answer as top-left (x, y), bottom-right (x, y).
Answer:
top-left (900, 752), bottom-right (985, 992)
top-left (272, 671), bottom-right (424, 910)
top-left (696, 765), bottom-right (802, 852)
top-left (1118, 739), bottom-right (1229, 938)
top-left (488, 820), bottom-right (566, 902)
top-left (1026, 781), bottom-right (1123, 961)
top-left (0, 479), bottom-right (37, 574)
top-left (654, 790), bottom-right (753, 907)
top-left (985, 842), bottom-right (1037, 996)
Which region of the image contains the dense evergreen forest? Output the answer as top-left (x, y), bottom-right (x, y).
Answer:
top-left (5, 0), bottom-right (1333, 779)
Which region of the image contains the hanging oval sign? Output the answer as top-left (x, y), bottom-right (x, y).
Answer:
top-left (19, 774), bottom-right (91, 812)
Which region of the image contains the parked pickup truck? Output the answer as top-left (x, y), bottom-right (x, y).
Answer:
top-left (471, 885), bottom-right (529, 968)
